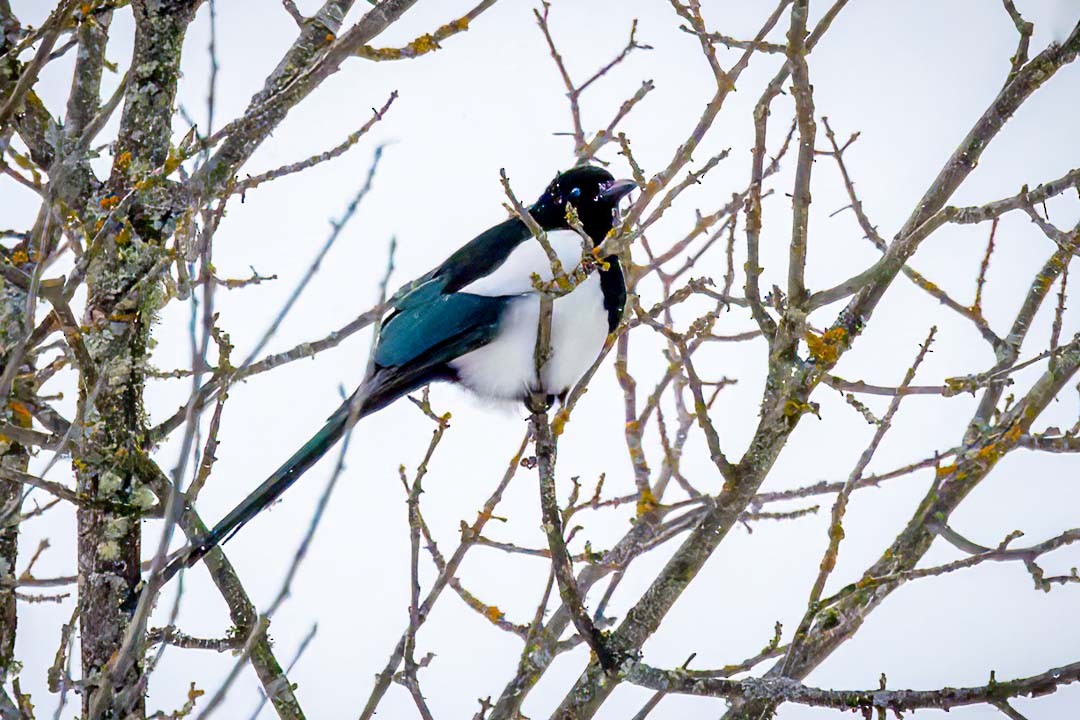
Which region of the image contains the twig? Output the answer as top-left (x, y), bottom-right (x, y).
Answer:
top-left (781, 327), bottom-right (936, 674)
top-left (281, 0), bottom-right (305, 27)
top-left (233, 94), bottom-right (395, 194)
top-left (240, 145), bottom-right (386, 366)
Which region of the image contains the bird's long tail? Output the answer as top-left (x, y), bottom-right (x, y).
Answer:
top-left (159, 384), bottom-right (372, 585)
top-left (155, 357), bottom-right (445, 589)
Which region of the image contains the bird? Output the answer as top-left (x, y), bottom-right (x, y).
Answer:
top-left (161, 165), bottom-right (635, 583)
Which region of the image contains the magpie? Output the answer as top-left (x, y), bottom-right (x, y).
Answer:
top-left (161, 165), bottom-right (635, 582)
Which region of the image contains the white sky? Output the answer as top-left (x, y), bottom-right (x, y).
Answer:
top-left (5, 1), bottom-right (1079, 718)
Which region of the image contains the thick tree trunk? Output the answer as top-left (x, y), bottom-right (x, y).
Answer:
top-left (74, 1), bottom-right (196, 716)
top-left (0, 0), bottom-right (31, 688)
top-left (0, 278), bottom-right (28, 682)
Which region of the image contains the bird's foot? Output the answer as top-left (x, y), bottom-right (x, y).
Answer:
top-left (524, 392), bottom-right (555, 414)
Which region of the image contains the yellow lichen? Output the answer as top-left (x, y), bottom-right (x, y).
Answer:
top-left (99, 195), bottom-right (120, 210)
top-left (551, 408), bottom-right (570, 436)
top-left (407, 33), bottom-right (439, 55)
top-left (636, 487), bottom-right (658, 517)
top-left (485, 605), bottom-right (503, 623)
top-left (935, 463), bottom-right (957, 479)
top-left (12, 151), bottom-right (34, 171)
top-left (589, 246), bottom-right (611, 270)
top-left (783, 399), bottom-right (820, 419)
top-left (805, 327), bottom-right (847, 365)
top-left (9, 401), bottom-right (32, 428)
top-left (163, 149), bottom-right (183, 176)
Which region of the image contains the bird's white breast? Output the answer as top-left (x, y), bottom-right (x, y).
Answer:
top-left (449, 230), bottom-right (609, 400)
top-left (457, 229), bottom-right (587, 296)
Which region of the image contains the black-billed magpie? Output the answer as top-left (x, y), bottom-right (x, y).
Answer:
top-left (165, 165), bottom-right (635, 579)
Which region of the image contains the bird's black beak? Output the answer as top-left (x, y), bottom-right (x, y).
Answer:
top-left (600, 179), bottom-right (637, 203)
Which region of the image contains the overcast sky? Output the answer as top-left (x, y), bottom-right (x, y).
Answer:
top-left (5, 1), bottom-right (1079, 718)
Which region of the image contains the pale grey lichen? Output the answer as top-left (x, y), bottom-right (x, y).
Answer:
top-left (98, 469), bottom-right (124, 497)
top-left (103, 354), bottom-right (134, 388)
top-left (103, 516), bottom-right (130, 540)
top-left (0, 280), bottom-right (26, 347)
top-left (98, 540), bottom-right (121, 561)
top-left (131, 485), bottom-right (156, 511)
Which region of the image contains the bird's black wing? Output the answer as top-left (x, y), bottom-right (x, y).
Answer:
top-left (372, 216), bottom-right (532, 370)
top-left (433, 216), bottom-right (532, 293)
top-left (154, 217), bottom-right (534, 587)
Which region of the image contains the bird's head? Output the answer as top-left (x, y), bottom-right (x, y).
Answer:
top-left (530, 166), bottom-right (636, 245)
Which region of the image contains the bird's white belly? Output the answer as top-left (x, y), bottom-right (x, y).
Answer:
top-left (450, 273), bottom-right (609, 400)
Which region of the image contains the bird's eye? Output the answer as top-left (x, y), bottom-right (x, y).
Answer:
top-left (568, 187), bottom-right (582, 199)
